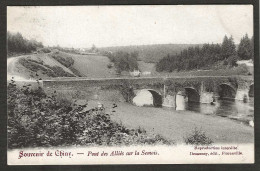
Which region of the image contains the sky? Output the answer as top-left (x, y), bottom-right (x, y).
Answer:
top-left (7, 5), bottom-right (253, 48)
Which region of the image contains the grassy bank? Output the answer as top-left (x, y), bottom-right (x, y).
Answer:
top-left (7, 80), bottom-right (172, 149)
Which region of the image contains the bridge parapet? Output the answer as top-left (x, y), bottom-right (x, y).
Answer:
top-left (42, 76), bottom-right (253, 106)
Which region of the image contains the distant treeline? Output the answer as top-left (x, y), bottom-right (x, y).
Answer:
top-left (104, 51), bottom-right (139, 74)
top-left (7, 32), bottom-right (44, 56)
top-left (156, 34), bottom-right (254, 72)
top-left (100, 44), bottom-right (199, 63)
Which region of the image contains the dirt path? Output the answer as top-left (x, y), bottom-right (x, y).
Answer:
top-left (7, 56), bottom-right (28, 80)
top-left (85, 100), bottom-right (254, 144)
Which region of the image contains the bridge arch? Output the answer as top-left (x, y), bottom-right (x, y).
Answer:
top-left (184, 87), bottom-right (200, 102)
top-left (249, 84), bottom-right (254, 97)
top-left (134, 89), bottom-right (163, 107)
top-left (176, 87), bottom-right (200, 103)
top-left (217, 83), bottom-right (237, 100)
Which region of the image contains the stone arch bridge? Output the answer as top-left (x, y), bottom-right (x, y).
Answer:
top-left (42, 76), bottom-right (254, 107)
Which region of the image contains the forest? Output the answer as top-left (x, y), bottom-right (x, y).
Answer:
top-left (156, 34), bottom-right (254, 72)
top-left (7, 32), bottom-right (44, 56)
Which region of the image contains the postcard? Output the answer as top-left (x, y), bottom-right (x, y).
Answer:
top-left (7, 5), bottom-right (254, 165)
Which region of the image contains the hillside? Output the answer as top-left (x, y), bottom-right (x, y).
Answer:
top-left (57, 51), bottom-right (117, 78)
top-left (100, 44), bottom-right (202, 63)
top-left (7, 51), bottom-right (117, 80)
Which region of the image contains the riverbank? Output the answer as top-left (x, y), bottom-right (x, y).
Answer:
top-left (82, 100), bottom-right (254, 144)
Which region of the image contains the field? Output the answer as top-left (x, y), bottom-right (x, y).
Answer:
top-left (61, 52), bottom-right (117, 78)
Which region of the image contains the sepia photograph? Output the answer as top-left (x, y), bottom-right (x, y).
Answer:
top-left (6, 5), bottom-right (255, 164)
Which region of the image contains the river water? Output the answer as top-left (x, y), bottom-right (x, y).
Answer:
top-left (172, 95), bottom-right (254, 126)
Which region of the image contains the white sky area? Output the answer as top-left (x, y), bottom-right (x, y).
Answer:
top-left (7, 5), bottom-right (253, 48)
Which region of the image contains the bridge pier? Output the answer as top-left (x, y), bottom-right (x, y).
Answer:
top-left (162, 95), bottom-right (176, 108)
top-left (199, 82), bottom-right (214, 104)
top-left (235, 89), bottom-right (249, 101)
top-left (200, 91), bottom-right (214, 104)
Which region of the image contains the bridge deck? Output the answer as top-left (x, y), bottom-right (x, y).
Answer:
top-left (43, 75), bottom-right (253, 82)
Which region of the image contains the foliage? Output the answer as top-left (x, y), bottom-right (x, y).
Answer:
top-left (156, 35), bottom-right (249, 72)
top-left (90, 44), bottom-right (98, 53)
top-left (221, 35), bottom-right (236, 60)
top-left (156, 43), bottom-right (222, 72)
top-left (50, 52), bottom-right (75, 67)
top-left (38, 48), bottom-right (51, 53)
top-left (19, 58), bottom-right (48, 73)
top-left (119, 83), bottom-right (135, 103)
top-left (50, 52), bottom-right (82, 76)
top-left (7, 32), bottom-right (43, 56)
top-left (69, 66), bottom-right (83, 77)
top-left (107, 51), bottom-right (139, 74)
top-left (235, 64), bottom-right (249, 75)
top-left (227, 55), bottom-right (238, 67)
top-left (100, 44), bottom-right (199, 63)
top-left (237, 34), bottom-right (254, 60)
top-left (49, 66), bottom-right (75, 77)
top-left (184, 127), bottom-right (213, 145)
top-left (107, 63), bottom-right (113, 69)
top-left (8, 80), bottom-right (172, 149)
top-left (19, 58), bottom-right (75, 77)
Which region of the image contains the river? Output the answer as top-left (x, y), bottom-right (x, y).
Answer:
top-left (172, 95), bottom-right (254, 126)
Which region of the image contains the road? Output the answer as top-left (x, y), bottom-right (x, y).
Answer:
top-left (7, 56), bottom-right (27, 81)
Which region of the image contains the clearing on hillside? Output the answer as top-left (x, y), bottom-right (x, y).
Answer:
top-left (58, 51), bottom-right (117, 78)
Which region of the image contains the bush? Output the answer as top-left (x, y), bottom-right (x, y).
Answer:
top-left (223, 59), bottom-right (228, 66)
top-left (107, 51), bottom-right (139, 74)
top-left (107, 63), bottom-right (113, 69)
top-left (8, 80), bottom-right (173, 149)
top-left (19, 58), bottom-right (75, 77)
top-left (19, 58), bottom-right (48, 73)
top-left (236, 64), bottom-right (249, 75)
top-left (39, 48), bottom-right (51, 53)
top-left (184, 127), bottom-right (213, 145)
top-left (227, 55), bottom-right (238, 67)
top-left (50, 53), bottom-right (74, 67)
top-left (69, 66), bottom-right (83, 77)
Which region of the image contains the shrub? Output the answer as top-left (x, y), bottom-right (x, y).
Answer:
top-left (227, 55), bottom-right (238, 67)
top-left (107, 51), bottom-right (139, 74)
top-left (7, 80), bottom-right (173, 149)
top-left (39, 48), bottom-right (51, 53)
top-left (48, 66), bottom-right (75, 77)
top-left (184, 127), bottom-right (213, 145)
top-left (19, 58), bottom-right (48, 73)
top-left (19, 58), bottom-right (75, 77)
top-left (236, 64), bottom-right (249, 75)
top-left (223, 59), bottom-right (228, 66)
top-left (107, 63), bottom-right (113, 69)
top-left (50, 53), bottom-right (74, 67)
top-left (69, 66), bottom-right (83, 77)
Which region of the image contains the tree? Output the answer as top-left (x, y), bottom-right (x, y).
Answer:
top-left (250, 35), bottom-right (254, 60)
top-left (237, 34), bottom-right (253, 60)
top-left (7, 32), bottom-right (43, 55)
top-left (221, 35), bottom-right (236, 60)
top-left (90, 44), bottom-right (98, 53)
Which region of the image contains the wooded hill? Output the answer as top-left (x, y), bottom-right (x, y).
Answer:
top-left (99, 44), bottom-right (202, 63)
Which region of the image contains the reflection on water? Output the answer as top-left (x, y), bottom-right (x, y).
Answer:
top-left (174, 95), bottom-right (254, 125)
